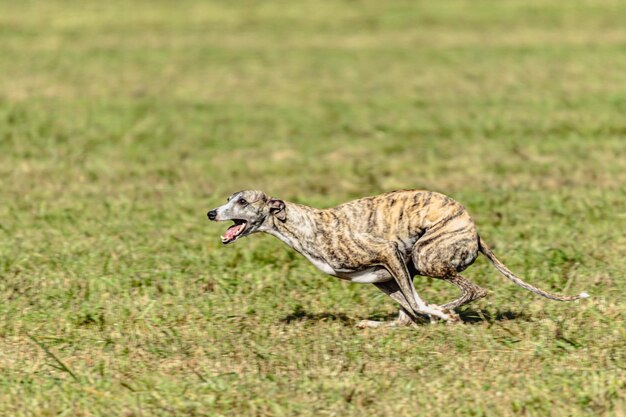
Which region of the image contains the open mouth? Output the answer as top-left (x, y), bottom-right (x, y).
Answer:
top-left (220, 219), bottom-right (248, 244)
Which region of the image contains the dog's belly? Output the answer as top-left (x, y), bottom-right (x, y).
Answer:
top-left (301, 252), bottom-right (391, 284)
top-left (335, 267), bottom-right (393, 284)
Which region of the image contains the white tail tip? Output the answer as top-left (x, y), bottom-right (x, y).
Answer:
top-left (579, 292), bottom-right (590, 299)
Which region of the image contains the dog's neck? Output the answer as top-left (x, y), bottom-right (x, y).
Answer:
top-left (262, 201), bottom-right (321, 256)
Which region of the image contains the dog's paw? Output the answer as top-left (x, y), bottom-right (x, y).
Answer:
top-left (445, 313), bottom-right (462, 325)
top-left (427, 304), bottom-right (462, 324)
top-left (440, 308), bottom-right (462, 324)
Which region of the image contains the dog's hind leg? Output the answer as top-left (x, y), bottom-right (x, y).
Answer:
top-left (411, 221), bottom-right (484, 312)
top-left (441, 272), bottom-right (488, 310)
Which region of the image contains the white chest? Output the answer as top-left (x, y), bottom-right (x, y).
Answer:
top-left (268, 229), bottom-right (337, 275)
top-left (303, 254), bottom-right (336, 275)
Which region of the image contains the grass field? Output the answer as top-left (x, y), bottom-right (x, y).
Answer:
top-left (1, 0), bottom-right (625, 415)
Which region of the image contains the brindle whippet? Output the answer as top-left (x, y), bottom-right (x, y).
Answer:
top-left (207, 190), bottom-right (589, 327)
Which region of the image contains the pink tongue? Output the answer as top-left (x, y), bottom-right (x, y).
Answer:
top-left (224, 223), bottom-right (245, 240)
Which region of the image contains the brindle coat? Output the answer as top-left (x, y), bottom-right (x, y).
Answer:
top-left (207, 190), bottom-right (588, 327)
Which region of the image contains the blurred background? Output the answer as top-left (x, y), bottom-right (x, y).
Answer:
top-left (1, 1), bottom-right (625, 415)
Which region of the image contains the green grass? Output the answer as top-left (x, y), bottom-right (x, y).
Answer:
top-left (1, 0), bottom-right (625, 415)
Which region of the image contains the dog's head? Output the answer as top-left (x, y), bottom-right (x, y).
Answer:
top-left (207, 190), bottom-right (286, 244)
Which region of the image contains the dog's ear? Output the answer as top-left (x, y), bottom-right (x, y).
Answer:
top-left (268, 199), bottom-right (286, 222)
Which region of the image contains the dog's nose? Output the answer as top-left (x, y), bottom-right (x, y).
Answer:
top-left (207, 210), bottom-right (217, 221)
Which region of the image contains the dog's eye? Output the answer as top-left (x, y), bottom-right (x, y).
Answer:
top-left (238, 198), bottom-right (247, 205)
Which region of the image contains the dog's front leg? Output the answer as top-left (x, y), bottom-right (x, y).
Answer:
top-left (374, 280), bottom-right (421, 321)
top-left (356, 281), bottom-right (423, 328)
top-left (380, 245), bottom-right (456, 322)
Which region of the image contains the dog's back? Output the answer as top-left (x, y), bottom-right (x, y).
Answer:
top-left (327, 190), bottom-right (474, 241)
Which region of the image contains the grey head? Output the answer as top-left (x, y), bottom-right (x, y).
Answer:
top-left (207, 190), bottom-right (286, 244)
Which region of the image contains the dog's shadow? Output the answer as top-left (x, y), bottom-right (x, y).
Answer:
top-left (281, 308), bottom-right (353, 325)
top-left (281, 307), bottom-right (529, 326)
top-left (455, 308), bottom-right (530, 324)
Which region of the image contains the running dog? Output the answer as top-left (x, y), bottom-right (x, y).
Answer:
top-left (207, 190), bottom-right (588, 327)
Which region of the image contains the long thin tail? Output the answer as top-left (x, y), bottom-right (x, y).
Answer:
top-left (478, 236), bottom-right (589, 301)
